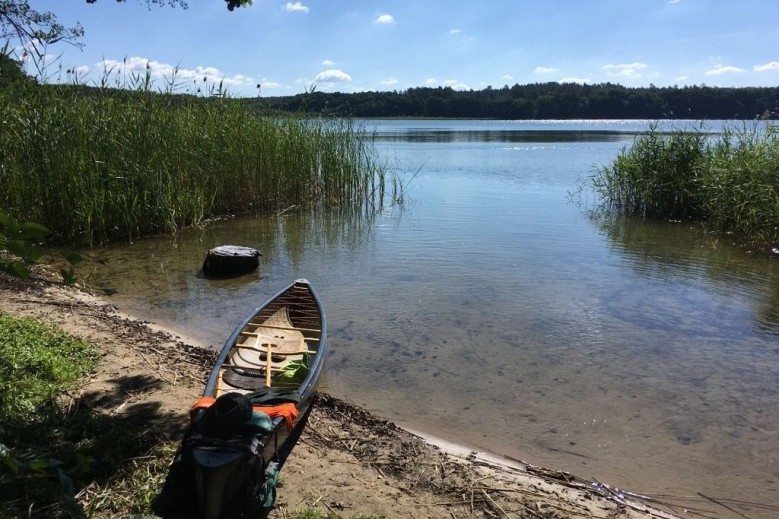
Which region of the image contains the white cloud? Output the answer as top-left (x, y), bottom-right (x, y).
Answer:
top-left (443, 79), bottom-right (469, 90)
top-left (314, 69), bottom-right (352, 82)
top-left (449, 28), bottom-right (461, 35)
top-left (374, 14), bottom-right (395, 24)
top-left (381, 77), bottom-right (398, 86)
top-left (321, 59), bottom-right (335, 66)
top-left (258, 79), bottom-right (281, 89)
top-left (284, 2), bottom-right (309, 13)
top-left (674, 75), bottom-right (688, 81)
top-left (425, 77), bottom-right (467, 89)
top-left (559, 77), bottom-right (590, 84)
top-left (704, 65), bottom-right (744, 75)
top-left (534, 66), bottom-right (558, 74)
top-left (98, 56), bottom-right (250, 87)
top-left (602, 62), bottom-right (648, 77)
top-left (501, 74), bottom-right (514, 81)
top-left (754, 61), bottom-right (779, 72)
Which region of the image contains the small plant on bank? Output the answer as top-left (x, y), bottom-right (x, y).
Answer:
top-left (0, 315), bottom-right (98, 423)
top-left (0, 211), bottom-right (84, 283)
top-left (288, 507), bottom-right (382, 519)
top-left (0, 211), bottom-right (49, 279)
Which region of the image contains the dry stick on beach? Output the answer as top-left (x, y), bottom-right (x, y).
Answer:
top-left (480, 489), bottom-right (512, 519)
top-left (698, 493), bottom-right (755, 519)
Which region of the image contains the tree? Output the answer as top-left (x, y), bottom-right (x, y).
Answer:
top-left (1, 0), bottom-right (252, 73)
top-left (0, 1), bottom-right (84, 51)
top-left (83, 0), bottom-right (253, 11)
top-left (0, 47), bottom-right (32, 86)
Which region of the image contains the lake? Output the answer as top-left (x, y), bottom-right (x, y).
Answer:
top-left (88, 119), bottom-right (779, 517)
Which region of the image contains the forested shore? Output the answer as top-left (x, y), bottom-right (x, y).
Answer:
top-left (253, 82), bottom-right (779, 120)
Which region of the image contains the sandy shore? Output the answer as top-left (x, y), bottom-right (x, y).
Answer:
top-left (1, 272), bottom-right (687, 518)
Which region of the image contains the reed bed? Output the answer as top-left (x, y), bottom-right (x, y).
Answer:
top-left (591, 122), bottom-right (779, 248)
top-left (0, 83), bottom-right (387, 245)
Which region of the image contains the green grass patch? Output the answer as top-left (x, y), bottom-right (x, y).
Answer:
top-left (0, 315), bottom-right (98, 425)
top-left (84, 441), bottom-right (179, 518)
top-left (0, 314), bottom-right (100, 518)
top-left (591, 122), bottom-right (779, 249)
top-left (289, 508), bottom-right (382, 519)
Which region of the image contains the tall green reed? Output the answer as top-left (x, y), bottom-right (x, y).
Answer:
top-left (591, 123), bottom-right (708, 219)
top-left (0, 77), bottom-right (388, 245)
top-left (591, 122), bottom-right (779, 248)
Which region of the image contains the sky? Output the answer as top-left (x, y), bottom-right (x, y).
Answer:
top-left (20, 0), bottom-right (779, 98)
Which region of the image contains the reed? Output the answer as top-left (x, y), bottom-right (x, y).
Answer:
top-left (591, 122), bottom-right (779, 248)
top-left (0, 81), bottom-right (388, 246)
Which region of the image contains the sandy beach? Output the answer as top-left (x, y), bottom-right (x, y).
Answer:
top-left (1, 272), bottom-right (696, 518)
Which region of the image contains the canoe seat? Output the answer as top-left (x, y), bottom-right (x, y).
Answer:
top-left (219, 306), bottom-right (310, 394)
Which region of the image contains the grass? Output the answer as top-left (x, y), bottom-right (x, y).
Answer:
top-left (0, 78), bottom-right (390, 246)
top-left (0, 311), bottom-right (177, 519)
top-left (288, 508), bottom-right (382, 519)
top-left (0, 314), bottom-right (99, 518)
top-left (84, 441), bottom-right (179, 518)
top-left (590, 122), bottom-right (779, 249)
top-left (0, 315), bottom-right (98, 425)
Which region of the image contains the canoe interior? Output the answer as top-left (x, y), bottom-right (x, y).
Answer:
top-left (213, 281), bottom-right (323, 397)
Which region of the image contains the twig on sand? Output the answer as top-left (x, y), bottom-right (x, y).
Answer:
top-left (698, 493), bottom-right (755, 519)
top-left (322, 500), bottom-right (343, 518)
top-left (349, 472), bottom-right (369, 485)
top-left (480, 489), bottom-right (512, 519)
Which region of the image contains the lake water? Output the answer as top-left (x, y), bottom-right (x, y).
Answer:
top-left (88, 119), bottom-right (779, 517)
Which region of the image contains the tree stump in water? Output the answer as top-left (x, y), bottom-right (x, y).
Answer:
top-left (202, 245), bottom-right (262, 278)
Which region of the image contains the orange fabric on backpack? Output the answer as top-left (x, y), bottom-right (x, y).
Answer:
top-left (189, 396), bottom-right (298, 432)
top-left (190, 396), bottom-right (217, 419)
top-left (252, 402), bottom-right (298, 432)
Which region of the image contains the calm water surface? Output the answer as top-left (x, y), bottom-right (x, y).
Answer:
top-left (89, 120), bottom-right (779, 517)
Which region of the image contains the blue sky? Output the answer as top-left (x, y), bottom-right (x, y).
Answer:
top-left (25, 0), bottom-right (779, 97)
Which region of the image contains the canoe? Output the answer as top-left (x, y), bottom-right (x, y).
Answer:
top-left (154, 279), bottom-right (327, 519)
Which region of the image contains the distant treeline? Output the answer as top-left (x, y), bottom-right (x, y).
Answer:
top-left (252, 83), bottom-right (779, 120)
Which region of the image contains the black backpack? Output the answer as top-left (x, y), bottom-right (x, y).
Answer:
top-left (152, 394), bottom-right (275, 519)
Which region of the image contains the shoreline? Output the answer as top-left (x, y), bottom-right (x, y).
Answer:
top-left (0, 272), bottom-right (693, 518)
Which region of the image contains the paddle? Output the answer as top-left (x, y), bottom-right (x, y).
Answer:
top-left (265, 342), bottom-right (273, 387)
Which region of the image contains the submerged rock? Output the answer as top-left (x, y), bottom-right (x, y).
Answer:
top-left (202, 245), bottom-right (262, 278)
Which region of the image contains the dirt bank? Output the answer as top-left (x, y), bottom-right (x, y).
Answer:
top-left (1, 272), bottom-right (687, 518)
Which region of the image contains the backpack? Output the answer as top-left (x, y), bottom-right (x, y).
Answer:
top-left (152, 393), bottom-right (276, 519)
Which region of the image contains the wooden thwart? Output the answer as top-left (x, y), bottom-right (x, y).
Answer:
top-left (245, 323), bottom-right (321, 333)
top-left (240, 331), bottom-right (320, 342)
top-left (221, 364), bottom-right (285, 373)
top-left (232, 343), bottom-right (315, 355)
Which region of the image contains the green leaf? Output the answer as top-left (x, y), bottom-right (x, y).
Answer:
top-left (6, 261), bottom-right (31, 279)
top-left (61, 250), bottom-right (84, 266)
top-left (60, 268), bottom-right (77, 286)
top-left (21, 221), bottom-right (50, 239)
top-left (0, 212), bottom-right (16, 232)
top-left (27, 457), bottom-right (53, 472)
top-left (6, 239), bottom-right (41, 262)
